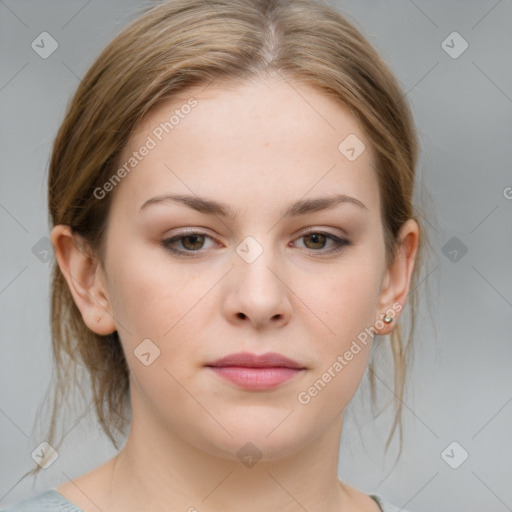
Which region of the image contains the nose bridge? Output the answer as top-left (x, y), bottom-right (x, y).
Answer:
top-left (225, 232), bottom-right (292, 327)
top-left (234, 233), bottom-right (282, 292)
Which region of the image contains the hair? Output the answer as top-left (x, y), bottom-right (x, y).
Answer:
top-left (26, 0), bottom-right (432, 479)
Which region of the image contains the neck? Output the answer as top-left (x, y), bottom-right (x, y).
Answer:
top-left (105, 405), bottom-right (352, 512)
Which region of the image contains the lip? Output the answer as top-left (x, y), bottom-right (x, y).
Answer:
top-left (205, 352), bottom-right (305, 391)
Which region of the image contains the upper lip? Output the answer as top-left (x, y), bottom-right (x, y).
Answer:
top-left (206, 352), bottom-right (304, 369)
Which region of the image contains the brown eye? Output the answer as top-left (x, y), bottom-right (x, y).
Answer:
top-left (161, 232), bottom-right (216, 258)
top-left (303, 233), bottom-right (327, 250)
top-left (294, 231), bottom-right (351, 256)
top-left (181, 234), bottom-right (206, 250)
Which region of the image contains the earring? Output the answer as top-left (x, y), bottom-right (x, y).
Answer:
top-left (383, 314), bottom-right (393, 324)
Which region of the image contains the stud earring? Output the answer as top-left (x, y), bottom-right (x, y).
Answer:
top-left (383, 314), bottom-right (393, 324)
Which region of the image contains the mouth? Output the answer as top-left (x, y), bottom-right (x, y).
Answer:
top-left (205, 352), bottom-right (306, 391)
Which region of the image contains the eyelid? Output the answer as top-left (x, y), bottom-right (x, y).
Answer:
top-left (162, 227), bottom-right (219, 243)
top-left (166, 226), bottom-right (349, 240)
top-left (298, 227), bottom-right (348, 239)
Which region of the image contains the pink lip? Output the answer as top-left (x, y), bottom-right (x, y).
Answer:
top-left (206, 352), bottom-right (305, 391)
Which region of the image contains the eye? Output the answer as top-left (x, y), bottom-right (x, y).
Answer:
top-left (294, 230), bottom-right (351, 255)
top-left (161, 229), bottom-right (351, 259)
top-left (161, 231), bottom-right (217, 258)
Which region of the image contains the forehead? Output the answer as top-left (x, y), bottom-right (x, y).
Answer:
top-left (113, 77), bottom-right (379, 218)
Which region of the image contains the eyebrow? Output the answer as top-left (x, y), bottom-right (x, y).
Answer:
top-left (139, 193), bottom-right (368, 219)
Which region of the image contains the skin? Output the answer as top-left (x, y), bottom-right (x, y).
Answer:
top-left (51, 76), bottom-right (419, 512)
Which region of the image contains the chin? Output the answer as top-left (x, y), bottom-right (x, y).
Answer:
top-left (194, 414), bottom-right (319, 463)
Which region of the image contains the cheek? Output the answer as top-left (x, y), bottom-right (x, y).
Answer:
top-left (294, 266), bottom-right (380, 416)
top-left (105, 243), bottom-right (200, 341)
top-left (311, 259), bottom-right (383, 343)
top-left (104, 242), bottom-right (228, 376)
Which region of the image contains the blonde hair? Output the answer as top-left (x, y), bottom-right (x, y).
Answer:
top-left (27, 0), bottom-right (430, 478)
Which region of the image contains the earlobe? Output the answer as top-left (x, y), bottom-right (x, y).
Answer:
top-left (50, 225), bottom-right (117, 336)
top-left (376, 219), bottom-right (420, 334)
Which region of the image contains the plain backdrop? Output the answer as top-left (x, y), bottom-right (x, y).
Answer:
top-left (1, 1), bottom-right (511, 511)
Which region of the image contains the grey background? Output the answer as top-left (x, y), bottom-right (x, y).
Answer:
top-left (1, 1), bottom-right (511, 510)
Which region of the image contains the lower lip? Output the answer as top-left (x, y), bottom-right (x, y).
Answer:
top-left (207, 366), bottom-right (303, 390)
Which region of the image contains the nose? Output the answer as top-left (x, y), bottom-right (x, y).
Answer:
top-left (222, 242), bottom-right (292, 330)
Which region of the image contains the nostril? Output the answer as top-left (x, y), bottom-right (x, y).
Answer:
top-left (237, 312), bottom-right (246, 319)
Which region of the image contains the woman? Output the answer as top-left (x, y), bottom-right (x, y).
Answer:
top-left (3, 0), bottom-right (426, 510)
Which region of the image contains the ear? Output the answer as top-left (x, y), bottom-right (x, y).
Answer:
top-left (376, 219), bottom-right (420, 335)
top-left (50, 225), bottom-right (116, 336)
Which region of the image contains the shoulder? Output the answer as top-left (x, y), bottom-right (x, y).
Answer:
top-left (370, 493), bottom-right (410, 512)
top-left (0, 489), bottom-right (83, 512)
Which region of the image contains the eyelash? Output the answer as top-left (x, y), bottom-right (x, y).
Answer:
top-left (160, 230), bottom-right (351, 258)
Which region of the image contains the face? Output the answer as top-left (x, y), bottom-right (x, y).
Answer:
top-left (92, 77), bottom-right (395, 460)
